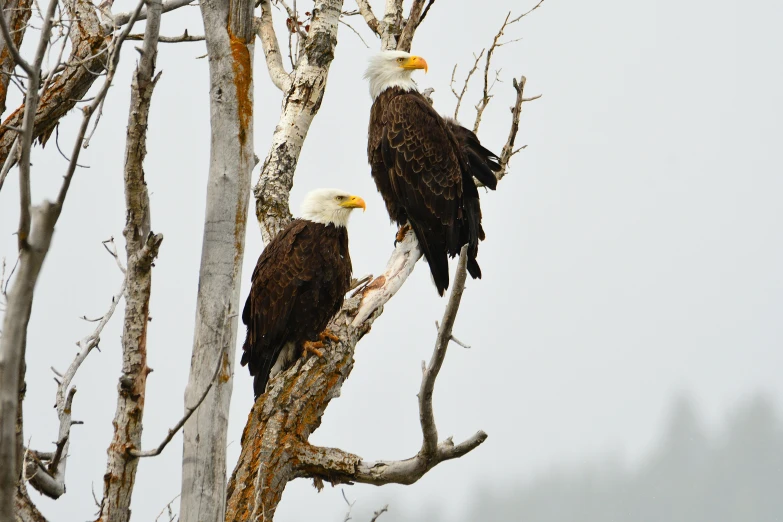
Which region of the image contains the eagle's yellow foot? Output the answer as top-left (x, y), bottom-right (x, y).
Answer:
top-left (395, 224), bottom-right (412, 244)
top-left (302, 340), bottom-right (325, 358)
top-left (319, 329), bottom-right (340, 343)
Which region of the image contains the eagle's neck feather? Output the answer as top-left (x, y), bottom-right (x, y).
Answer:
top-left (301, 212), bottom-right (350, 228)
top-left (368, 74), bottom-right (417, 100)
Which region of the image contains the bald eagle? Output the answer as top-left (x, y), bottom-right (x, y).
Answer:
top-left (365, 51), bottom-right (500, 296)
top-left (241, 188), bottom-right (366, 397)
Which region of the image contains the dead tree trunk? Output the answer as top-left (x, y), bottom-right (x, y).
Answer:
top-left (96, 0), bottom-right (163, 518)
top-left (178, 0), bottom-right (255, 519)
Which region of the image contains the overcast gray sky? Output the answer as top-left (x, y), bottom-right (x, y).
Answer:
top-left (1, 0), bottom-right (782, 520)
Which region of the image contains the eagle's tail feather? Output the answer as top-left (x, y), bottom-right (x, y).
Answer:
top-left (464, 195), bottom-right (483, 281)
top-left (409, 219), bottom-right (449, 296)
top-left (467, 149), bottom-right (500, 190)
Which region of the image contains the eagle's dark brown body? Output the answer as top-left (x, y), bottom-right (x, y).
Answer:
top-left (241, 219), bottom-right (352, 397)
top-left (368, 87), bottom-right (500, 295)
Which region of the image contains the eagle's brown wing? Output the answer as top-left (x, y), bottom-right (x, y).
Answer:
top-left (240, 220), bottom-right (319, 396)
top-left (378, 92), bottom-right (470, 294)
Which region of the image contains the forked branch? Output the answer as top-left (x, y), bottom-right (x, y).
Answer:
top-left (26, 247), bottom-right (126, 499)
top-left (298, 247), bottom-right (486, 487)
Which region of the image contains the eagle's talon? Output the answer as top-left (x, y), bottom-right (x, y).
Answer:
top-left (395, 224), bottom-right (412, 245)
top-left (319, 329), bottom-right (340, 343)
top-left (302, 340), bottom-right (325, 358)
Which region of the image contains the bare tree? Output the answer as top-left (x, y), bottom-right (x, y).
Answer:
top-left (0, 0), bottom-right (540, 520)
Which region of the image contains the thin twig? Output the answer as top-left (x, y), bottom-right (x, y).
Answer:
top-left (418, 0), bottom-right (434, 26)
top-left (498, 76), bottom-right (539, 179)
top-left (129, 348), bottom-right (224, 457)
top-left (101, 237), bottom-right (127, 273)
top-left (512, 0), bottom-right (546, 23)
top-left (473, 2), bottom-right (545, 133)
top-left (434, 321), bottom-right (471, 349)
top-left (127, 30), bottom-right (204, 42)
top-left (341, 489), bottom-right (356, 522)
top-left (154, 494), bottom-right (181, 522)
top-left (370, 505), bottom-right (389, 522)
top-left (339, 18), bottom-right (369, 48)
top-left (112, 0), bottom-right (196, 26)
top-left (450, 49), bottom-right (484, 121)
top-left (56, 0), bottom-right (147, 208)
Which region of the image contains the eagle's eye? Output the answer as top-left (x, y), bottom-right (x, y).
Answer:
top-left (397, 57), bottom-right (405, 63)
top-left (335, 195), bottom-right (345, 201)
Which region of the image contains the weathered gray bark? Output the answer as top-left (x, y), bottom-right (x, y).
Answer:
top-left (178, 0), bottom-right (255, 518)
top-left (0, 203), bottom-right (58, 520)
top-left (96, 0), bottom-right (163, 519)
top-left (0, 0), bottom-right (64, 516)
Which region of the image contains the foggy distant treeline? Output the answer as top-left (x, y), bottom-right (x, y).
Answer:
top-left (421, 394), bottom-right (783, 522)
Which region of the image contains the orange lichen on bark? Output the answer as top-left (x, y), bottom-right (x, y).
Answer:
top-left (228, 31), bottom-right (252, 145)
top-left (226, 322), bottom-right (361, 521)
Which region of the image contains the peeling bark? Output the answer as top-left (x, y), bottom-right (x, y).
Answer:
top-left (178, 0), bottom-right (255, 518)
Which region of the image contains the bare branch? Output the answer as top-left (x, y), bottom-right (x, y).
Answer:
top-left (26, 249), bottom-right (126, 499)
top-left (255, 2), bottom-right (292, 92)
top-left (296, 430), bottom-right (487, 487)
top-left (111, 0), bottom-right (196, 27)
top-left (295, 248), bottom-right (487, 487)
top-left (0, 7), bottom-right (34, 77)
top-left (340, 18), bottom-right (369, 48)
top-left (418, 0), bottom-right (434, 26)
top-left (96, 0), bottom-right (163, 517)
top-left (0, 138), bottom-right (19, 193)
top-left (397, 0), bottom-right (426, 52)
top-left (353, 0), bottom-right (380, 35)
top-left (450, 49), bottom-right (484, 121)
top-left (127, 30), bottom-right (204, 42)
top-left (277, 0), bottom-right (307, 38)
top-left (498, 76), bottom-right (539, 179)
top-left (154, 494), bottom-right (181, 522)
top-left (55, 0), bottom-right (147, 209)
top-left (352, 231), bottom-right (421, 326)
top-left (102, 237), bottom-right (127, 274)
top-left (370, 505), bottom-right (389, 522)
top-left (512, 0), bottom-right (546, 23)
top-left (16, 0), bottom-right (58, 250)
top-left (421, 246), bottom-right (469, 455)
top-left (473, 3), bottom-right (545, 134)
top-left (130, 351), bottom-right (224, 458)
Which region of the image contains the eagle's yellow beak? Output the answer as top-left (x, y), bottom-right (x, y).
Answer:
top-left (402, 55), bottom-right (428, 73)
top-left (341, 195), bottom-right (366, 211)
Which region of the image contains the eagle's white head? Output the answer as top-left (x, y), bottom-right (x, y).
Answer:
top-left (364, 50), bottom-right (428, 100)
top-left (300, 188), bottom-right (366, 227)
